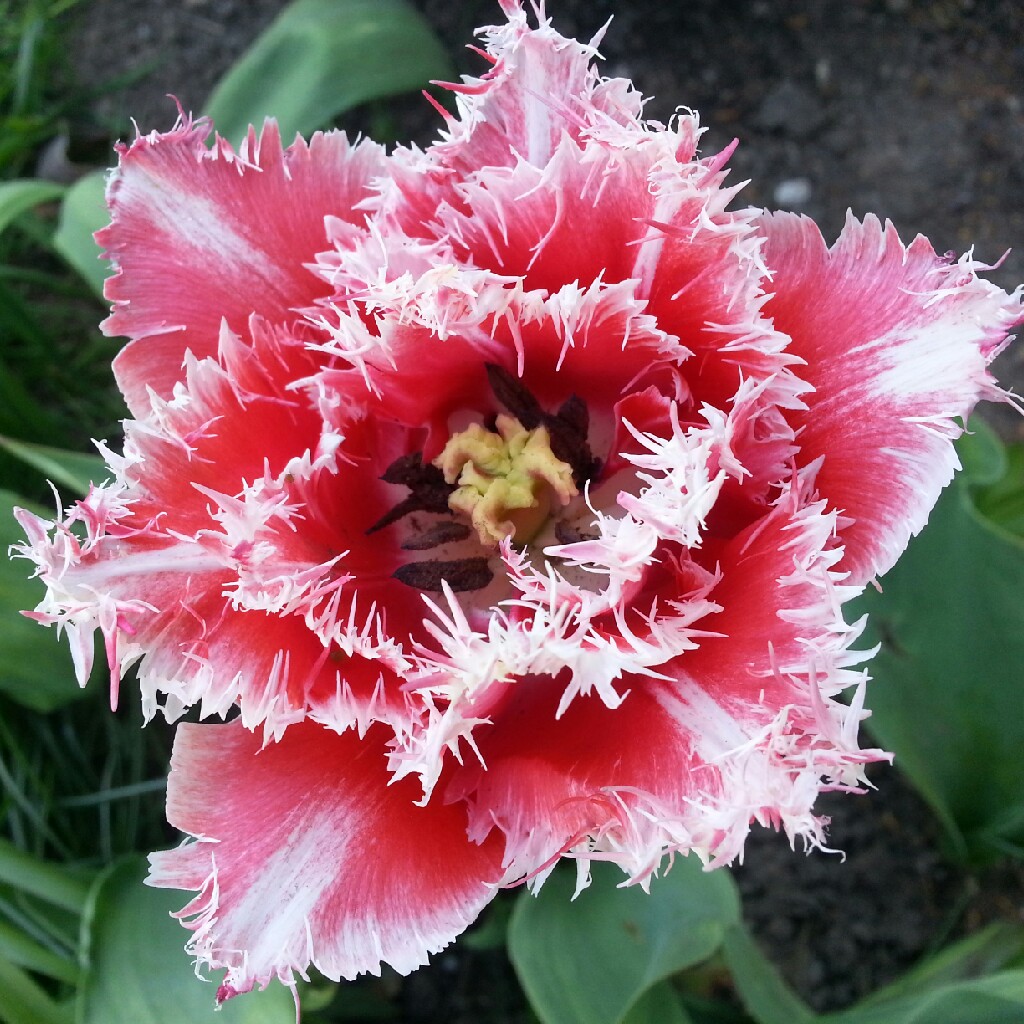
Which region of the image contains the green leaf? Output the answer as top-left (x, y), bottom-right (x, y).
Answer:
top-left (852, 922), bottom-right (1024, 1010)
top-left (0, 180), bottom-right (64, 236)
top-left (205, 0), bottom-right (453, 145)
top-left (723, 920), bottom-right (1024, 1024)
top-left (0, 437), bottom-right (106, 497)
top-left (956, 417), bottom-right (1007, 487)
top-left (973, 441), bottom-right (1024, 540)
top-left (849, 439), bottom-right (1024, 862)
top-left (0, 348), bottom-right (65, 447)
top-left (721, 925), bottom-right (816, 1024)
top-left (78, 858), bottom-right (296, 1024)
top-left (508, 858), bottom-right (740, 1024)
top-left (52, 171), bottom-right (107, 299)
top-left (0, 917), bottom-right (79, 984)
top-left (826, 971), bottom-right (1024, 1024)
top-left (0, 492), bottom-right (92, 711)
top-left (620, 981), bottom-right (694, 1024)
top-left (0, 956), bottom-right (74, 1024)
top-left (0, 839), bottom-right (91, 915)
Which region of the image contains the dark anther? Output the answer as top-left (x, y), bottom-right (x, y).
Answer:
top-left (380, 451), bottom-right (443, 488)
top-left (485, 363), bottom-right (543, 429)
top-left (547, 394), bottom-right (601, 485)
top-left (393, 557), bottom-right (494, 592)
top-left (554, 393), bottom-right (588, 437)
top-left (484, 363), bottom-right (601, 487)
top-left (401, 522), bottom-right (472, 551)
top-left (366, 453), bottom-right (456, 534)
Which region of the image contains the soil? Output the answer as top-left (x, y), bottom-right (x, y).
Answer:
top-left (65, 0), bottom-right (1024, 1017)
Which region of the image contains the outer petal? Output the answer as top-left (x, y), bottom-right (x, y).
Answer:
top-left (381, 0), bottom-right (647, 237)
top-left (99, 116), bottom-right (385, 415)
top-left (148, 720), bottom-right (504, 997)
top-left (13, 346), bottom-right (416, 735)
top-left (759, 210), bottom-right (1022, 584)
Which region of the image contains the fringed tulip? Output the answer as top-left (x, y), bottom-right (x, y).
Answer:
top-left (15, 0), bottom-right (1021, 1001)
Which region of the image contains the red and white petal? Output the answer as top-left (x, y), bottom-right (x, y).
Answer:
top-left (680, 467), bottom-right (865, 705)
top-left (317, 269), bottom-right (686, 466)
top-left (433, 129), bottom-right (802, 424)
top-left (759, 210), bottom-right (1022, 585)
top-left (99, 116), bottom-right (385, 414)
top-left (426, 4), bottom-right (645, 186)
top-left (14, 413), bottom-right (416, 735)
top-left (447, 675), bottom-right (710, 887)
top-left (117, 353), bottom-right (330, 540)
top-left (433, 136), bottom-right (658, 293)
top-left (380, 2), bottom-right (654, 241)
top-left (655, 473), bottom-right (887, 860)
top-left (148, 720), bottom-right (504, 996)
top-left (447, 472), bottom-right (883, 884)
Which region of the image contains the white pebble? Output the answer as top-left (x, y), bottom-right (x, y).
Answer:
top-left (774, 178), bottom-right (813, 207)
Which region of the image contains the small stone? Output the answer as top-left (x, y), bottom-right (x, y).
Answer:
top-left (774, 177), bottom-right (813, 207)
top-left (755, 81), bottom-right (827, 138)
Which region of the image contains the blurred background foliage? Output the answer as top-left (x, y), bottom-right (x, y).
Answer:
top-left (0, 1), bottom-right (1022, 1023)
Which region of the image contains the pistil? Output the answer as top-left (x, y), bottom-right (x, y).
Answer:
top-left (434, 414), bottom-right (578, 545)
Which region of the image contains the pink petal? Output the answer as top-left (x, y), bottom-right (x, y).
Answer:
top-left (148, 720), bottom-right (504, 994)
top-left (118, 350), bottom-right (327, 539)
top-left (431, 137), bottom-right (658, 292)
top-left (449, 471), bottom-right (883, 882)
top-left (16, 346), bottom-right (417, 734)
top-left (759, 210), bottom-right (1022, 584)
top-left (99, 116), bottom-right (385, 415)
top-left (438, 6), bottom-right (641, 167)
top-left (381, 3), bottom-right (691, 257)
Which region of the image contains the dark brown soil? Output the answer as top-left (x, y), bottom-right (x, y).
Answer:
top-left (734, 760), bottom-right (968, 1012)
top-left (65, 0), bottom-right (1024, 1016)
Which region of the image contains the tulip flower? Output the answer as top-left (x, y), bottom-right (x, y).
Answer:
top-left (16, 0), bottom-right (1021, 1000)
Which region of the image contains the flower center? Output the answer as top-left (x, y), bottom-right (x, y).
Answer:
top-left (434, 414), bottom-right (578, 546)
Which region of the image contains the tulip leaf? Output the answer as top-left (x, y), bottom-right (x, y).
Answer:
top-left (0, 956), bottom-right (74, 1024)
top-left (52, 171), bottom-right (108, 299)
top-left (721, 925), bottom-right (817, 1024)
top-left (620, 981), bottom-right (694, 1024)
top-left (850, 430), bottom-right (1024, 862)
top-left (0, 347), bottom-right (67, 451)
top-left (824, 971), bottom-right (1024, 1024)
top-left (0, 839), bottom-right (91, 914)
top-left (955, 417), bottom-right (1007, 487)
top-left (0, 180), bottom-right (64, 237)
top-left (846, 922), bottom-right (1024, 1011)
top-left (973, 440), bottom-right (1024, 540)
top-left (0, 436), bottom-right (106, 497)
top-left (509, 858), bottom-right (740, 1024)
top-left (205, 0), bottom-right (454, 146)
top-left (0, 492), bottom-right (91, 711)
top-left (724, 920), bottom-right (1024, 1024)
top-left (78, 858), bottom-right (295, 1024)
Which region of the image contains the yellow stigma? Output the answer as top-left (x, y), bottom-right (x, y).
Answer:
top-left (434, 414), bottom-right (578, 546)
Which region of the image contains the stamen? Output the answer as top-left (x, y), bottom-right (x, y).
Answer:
top-left (401, 522), bottom-right (472, 551)
top-left (366, 453), bottom-right (456, 534)
top-left (485, 363), bottom-right (544, 429)
top-left (393, 557), bottom-right (493, 592)
top-left (484, 363), bottom-right (600, 484)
